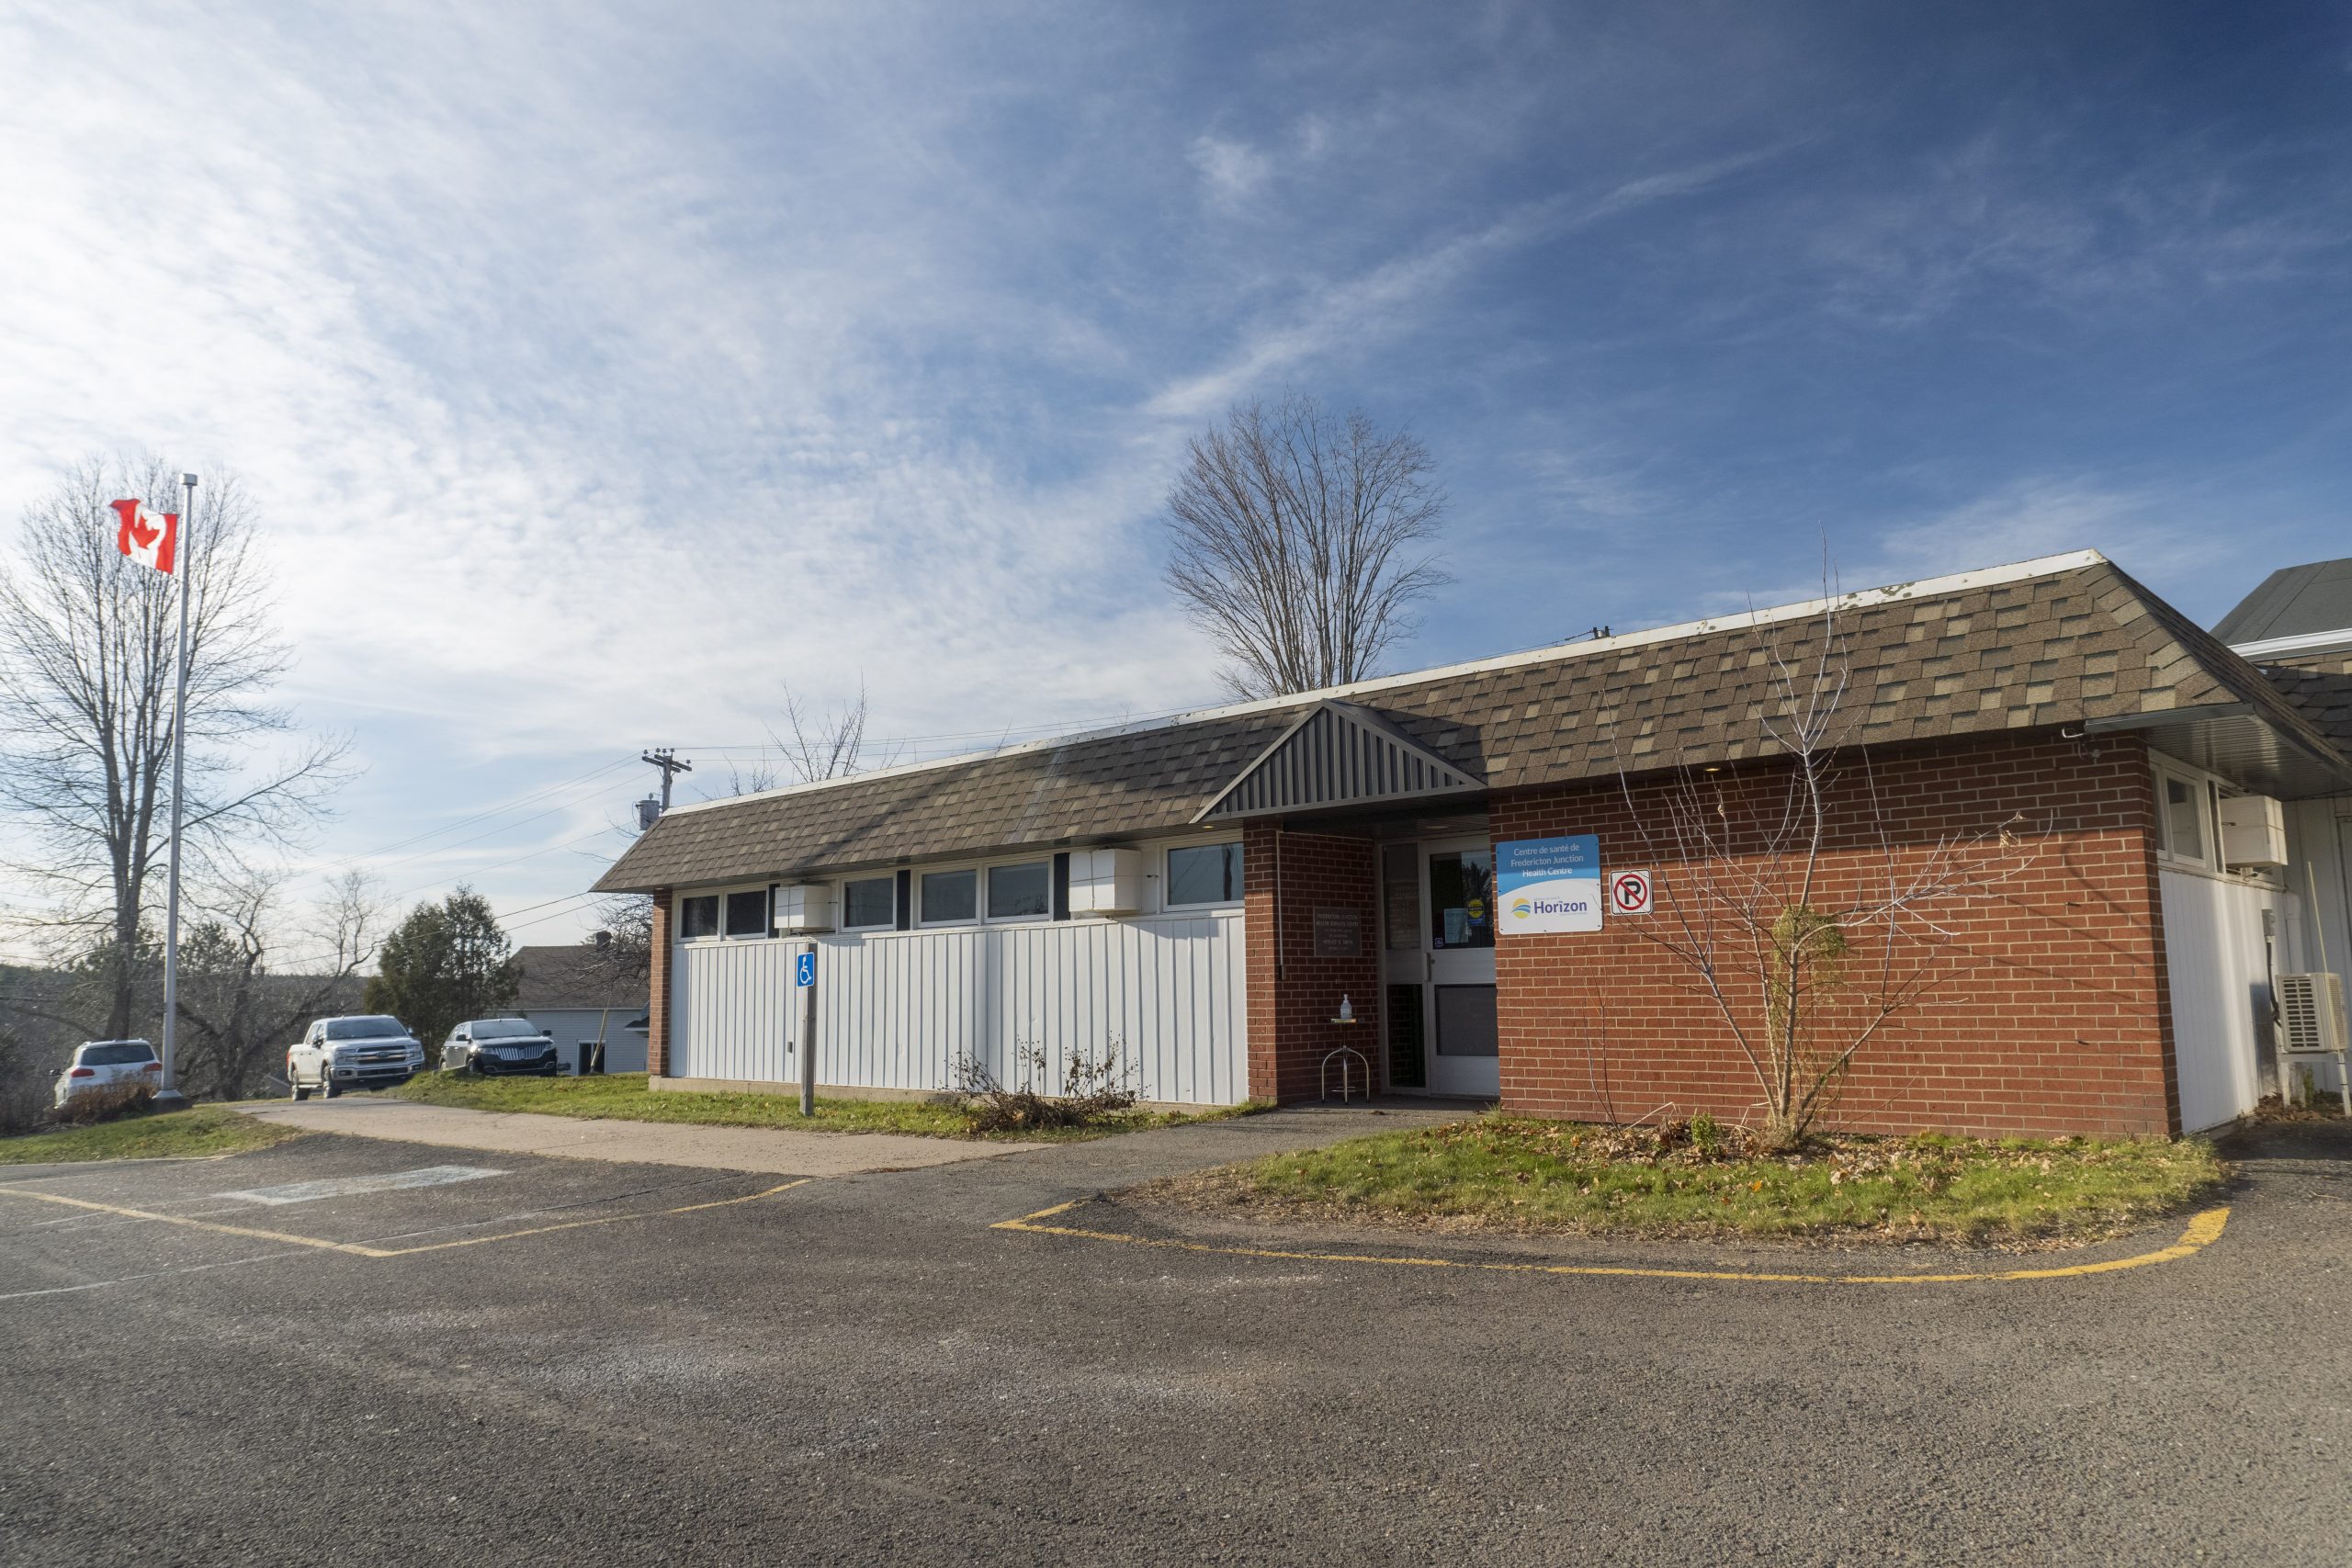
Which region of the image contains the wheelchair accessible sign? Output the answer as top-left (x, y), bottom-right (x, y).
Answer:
top-left (1497, 834), bottom-right (1603, 935)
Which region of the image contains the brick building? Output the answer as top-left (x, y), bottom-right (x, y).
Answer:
top-left (595, 549), bottom-right (2352, 1136)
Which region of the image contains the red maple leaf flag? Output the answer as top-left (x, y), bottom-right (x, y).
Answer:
top-left (109, 499), bottom-right (179, 575)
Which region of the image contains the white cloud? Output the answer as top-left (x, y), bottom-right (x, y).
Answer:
top-left (1188, 134), bottom-right (1273, 209)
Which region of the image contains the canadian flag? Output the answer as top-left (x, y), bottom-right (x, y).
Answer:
top-left (109, 499), bottom-right (179, 575)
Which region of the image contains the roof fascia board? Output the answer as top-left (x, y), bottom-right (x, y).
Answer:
top-left (2231, 628), bottom-right (2352, 661)
top-left (659, 548), bottom-right (2109, 821)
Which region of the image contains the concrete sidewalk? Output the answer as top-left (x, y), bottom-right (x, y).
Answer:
top-left (234, 1096), bottom-right (1041, 1176)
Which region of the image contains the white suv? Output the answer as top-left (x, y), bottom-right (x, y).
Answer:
top-left (54, 1039), bottom-right (164, 1108)
top-left (287, 1015), bottom-right (424, 1100)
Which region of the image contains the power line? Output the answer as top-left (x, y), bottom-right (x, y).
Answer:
top-left (334, 756), bottom-right (639, 863)
top-left (357, 777), bottom-right (636, 874)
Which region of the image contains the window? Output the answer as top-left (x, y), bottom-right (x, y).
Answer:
top-left (324, 1017), bottom-right (405, 1041)
top-left (988, 861), bottom-right (1051, 919)
top-left (842, 876), bottom-right (896, 930)
top-left (2155, 766), bottom-right (2213, 867)
top-left (920, 868), bottom-right (977, 924)
top-left (1167, 842), bottom-right (1245, 907)
top-left (724, 888), bottom-right (771, 937)
top-left (1428, 848), bottom-right (1495, 950)
top-left (81, 1042), bottom-right (156, 1066)
top-left (679, 895), bottom-right (719, 940)
top-left (1381, 843), bottom-right (1420, 951)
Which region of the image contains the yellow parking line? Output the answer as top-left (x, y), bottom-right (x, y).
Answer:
top-left (0, 1179), bottom-right (809, 1260)
top-left (989, 1201), bottom-right (2232, 1285)
top-left (0, 1190), bottom-right (395, 1257)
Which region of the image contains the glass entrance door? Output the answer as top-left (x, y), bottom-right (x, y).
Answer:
top-left (1380, 836), bottom-right (1499, 1099)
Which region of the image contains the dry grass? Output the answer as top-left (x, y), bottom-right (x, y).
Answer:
top-left (0, 1104), bottom-right (302, 1165)
top-left (1147, 1113), bottom-right (2228, 1247)
top-left (391, 1070), bottom-right (1262, 1142)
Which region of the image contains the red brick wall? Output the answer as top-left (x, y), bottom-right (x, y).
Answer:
top-left (1245, 823), bottom-right (1380, 1102)
top-left (647, 888), bottom-right (673, 1077)
top-left (1487, 733), bottom-right (2177, 1138)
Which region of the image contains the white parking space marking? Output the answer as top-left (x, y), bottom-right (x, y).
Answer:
top-left (216, 1165), bottom-right (509, 1206)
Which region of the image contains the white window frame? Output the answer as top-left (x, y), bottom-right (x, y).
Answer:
top-left (676, 892), bottom-right (723, 942)
top-left (838, 874), bottom-right (898, 932)
top-left (677, 884), bottom-right (775, 943)
top-left (1163, 838), bottom-right (1246, 910)
top-left (984, 858), bottom-right (1055, 924)
top-left (721, 885), bottom-right (773, 940)
top-left (917, 865), bottom-right (981, 928)
top-left (2152, 757), bottom-right (2222, 871)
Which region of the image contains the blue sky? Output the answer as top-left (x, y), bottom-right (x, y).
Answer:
top-left (3, 1), bottom-right (2347, 957)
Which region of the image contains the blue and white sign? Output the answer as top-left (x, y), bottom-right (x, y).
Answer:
top-left (794, 950), bottom-right (816, 987)
top-left (1497, 834), bottom-right (1602, 935)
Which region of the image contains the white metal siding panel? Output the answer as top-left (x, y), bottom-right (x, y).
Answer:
top-left (2158, 869), bottom-right (2289, 1132)
top-left (665, 912), bottom-right (1247, 1103)
top-left (672, 940), bottom-right (797, 1081)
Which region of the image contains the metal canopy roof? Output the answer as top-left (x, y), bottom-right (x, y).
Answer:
top-left (2084, 705), bottom-right (2352, 799)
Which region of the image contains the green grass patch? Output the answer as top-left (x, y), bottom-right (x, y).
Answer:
top-left (387, 1070), bottom-right (1263, 1142)
top-left (1169, 1115), bottom-right (2228, 1246)
top-left (0, 1104), bottom-right (304, 1166)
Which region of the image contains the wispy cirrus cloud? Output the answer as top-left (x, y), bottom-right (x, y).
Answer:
top-left (2, 1), bottom-right (2346, 953)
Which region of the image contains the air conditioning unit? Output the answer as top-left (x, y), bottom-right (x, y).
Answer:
top-left (771, 884), bottom-right (834, 932)
top-left (2277, 972), bottom-right (2348, 1055)
top-left (1068, 848), bottom-right (1144, 916)
top-left (2218, 795), bottom-right (2288, 869)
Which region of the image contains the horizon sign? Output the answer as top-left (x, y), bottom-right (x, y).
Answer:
top-left (1497, 834), bottom-right (1602, 936)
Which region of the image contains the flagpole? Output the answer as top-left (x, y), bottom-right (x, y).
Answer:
top-left (158, 470), bottom-right (198, 1104)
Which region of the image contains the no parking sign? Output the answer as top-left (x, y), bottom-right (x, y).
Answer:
top-left (1609, 870), bottom-right (1654, 916)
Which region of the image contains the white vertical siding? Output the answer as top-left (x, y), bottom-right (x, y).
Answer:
top-left (670, 939), bottom-right (799, 1083)
top-left (2158, 869), bottom-right (2292, 1132)
top-left (669, 910), bottom-right (1248, 1105)
top-left (2284, 798), bottom-right (2352, 977)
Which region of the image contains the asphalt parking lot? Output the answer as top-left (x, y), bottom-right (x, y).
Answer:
top-left (3, 1112), bottom-right (2348, 1567)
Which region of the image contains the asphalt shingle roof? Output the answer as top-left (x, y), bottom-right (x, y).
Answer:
top-left (513, 944), bottom-right (646, 1009)
top-left (595, 555), bottom-right (2352, 894)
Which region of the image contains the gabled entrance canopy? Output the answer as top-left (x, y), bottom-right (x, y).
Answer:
top-left (1193, 700), bottom-right (1484, 824)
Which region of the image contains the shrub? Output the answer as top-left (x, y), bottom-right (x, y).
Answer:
top-left (50, 1080), bottom-right (157, 1128)
top-left (956, 1040), bottom-right (1138, 1134)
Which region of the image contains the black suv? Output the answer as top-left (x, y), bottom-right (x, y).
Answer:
top-left (440, 1018), bottom-right (560, 1077)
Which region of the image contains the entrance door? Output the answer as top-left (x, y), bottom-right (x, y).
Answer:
top-left (1380, 836), bottom-right (1499, 1098)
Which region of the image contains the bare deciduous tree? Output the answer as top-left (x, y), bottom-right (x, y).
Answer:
top-left (174, 867), bottom-right (384, 1099)
top-left (1163, 395), bottom-right (1450, 700)
top-left (1615, 597), bottom-right (2030, 1149)
top-left (0, 456), bottom-right (350, 1039)
top-left (721, 682), bottom-right (899, 795)
top-left (586, 891), bottom-right (654, 996)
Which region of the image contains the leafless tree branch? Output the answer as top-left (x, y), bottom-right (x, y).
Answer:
top-left (0, 455), bottom-right (354, 1038)
top-left (1162, 394), bottom-right (1450, 699)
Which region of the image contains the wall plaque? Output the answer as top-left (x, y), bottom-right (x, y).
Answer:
top-left (1312, 906), bottom-right (1363, 958)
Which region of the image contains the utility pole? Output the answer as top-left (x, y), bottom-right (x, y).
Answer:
top-left (640, 748), bottom-right (692, 814)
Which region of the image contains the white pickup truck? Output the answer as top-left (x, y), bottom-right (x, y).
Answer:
top-left (286, 1014), bottom-right (425, 1100)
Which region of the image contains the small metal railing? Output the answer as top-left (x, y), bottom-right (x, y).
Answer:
top-left (1320, 1044), bottom-right (1371, 1103)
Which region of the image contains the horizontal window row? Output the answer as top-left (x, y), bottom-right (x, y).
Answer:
top-left (676, 841), bottom-right (1244, 942)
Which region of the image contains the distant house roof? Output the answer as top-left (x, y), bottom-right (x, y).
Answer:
top-left (2213, 557), bottom-right (2352, 649)
top-left (512, 944), bottom-right (646, 1010)
top-left (595, 550), bottom-right (2352, 895)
